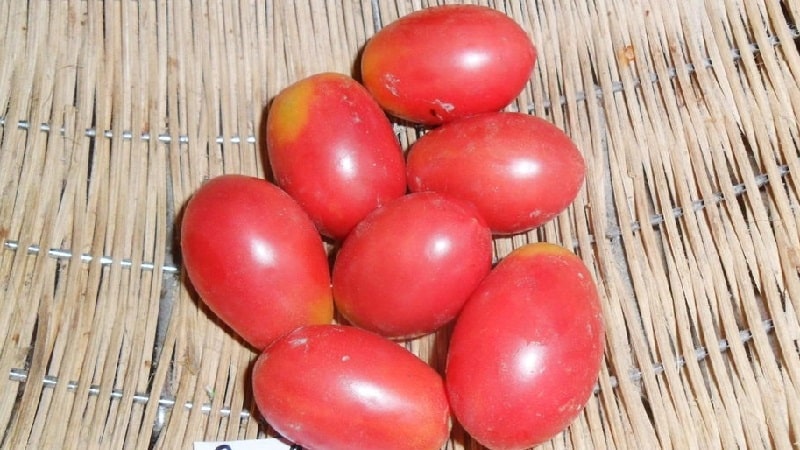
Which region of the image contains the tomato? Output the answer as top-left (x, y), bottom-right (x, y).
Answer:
top-left (332, 192), bottom-right (493, 339)
top-left (252, 324), bottom-right (451, 450)
top-left (179, 175), bottom-right (333, 350)
top-left (445, 243), bottom-right (605, 450)
top-left (360, 5), bottom-right (536, 125)
top-left (406, 112), bottom-right (585, 235)
top-left (266, 72), bottom-right (406, 240)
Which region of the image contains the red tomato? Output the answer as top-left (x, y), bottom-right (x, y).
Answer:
top-left (332, 192), bottom-right (493, 339)
top-left (407, 112), bottom-right (585, 235)
top-left (445, 243), bottom-right (605, 450)
top-left (252, 324), bottom-right (451, 450)
top-left (180, 175), bottom-right (333, 350)
top-left (360, 5), bottom-right (536, 125)
top-left (266, 72), bottom-right (406, 240)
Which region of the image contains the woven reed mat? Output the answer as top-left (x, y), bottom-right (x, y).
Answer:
top-left (1, 1), bottom-right (799, 449)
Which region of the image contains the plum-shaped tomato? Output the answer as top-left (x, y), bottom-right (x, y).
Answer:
top-left (361, 5), bottom-right (536, 125)
top-left (266, 72), bottom-right (406, 240)
top-left (332, 192), bottom-right (493, 339)
top-left (446, 243), bottom-right (605, 450)
top-left (407, 112), bottom-right (585, 235)
top-left (180, 175), bottom-right (333, 350)
top-left (252, 325), bottom-right (451, 450)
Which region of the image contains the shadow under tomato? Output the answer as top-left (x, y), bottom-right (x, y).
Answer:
top-left (257, 98), bottom-right (276, 184)
top-left (424, 323), bottom-right (483, 449)
top-left (351, 42), bottom-right (366, 84)
top-left (244, 357), bottom-right (305, 446)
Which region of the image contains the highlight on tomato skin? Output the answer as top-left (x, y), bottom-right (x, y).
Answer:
top-left (331, 192), bottom-right (494, 340)
top-left (406, 112), bottom-right (586, 235)
top-left (266, 72), bottom-right (406, 240)
top-left (445, 242), bottom-right (605, 450)
top-left (360, 4), bottom-right (536, 125)
top-left (179, 174), bottom-right (334, 351)
top-left (252, 324), bottom-right (451, 450)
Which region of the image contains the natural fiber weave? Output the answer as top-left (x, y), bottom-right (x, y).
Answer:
top-left (1, 1), bottom-right (799, 449)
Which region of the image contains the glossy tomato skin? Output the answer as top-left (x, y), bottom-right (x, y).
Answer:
top-left (361, 5), bottom-right (536, 125)
top-left (252, 324), bottom-right (451, 450)
top-left (446, 243), bottom-right (605, 450)
top-left (180, 175), bottom-right (333, 350)
top-left (266, 72), bottom-right (406, 240)
top-left (407, 112), bottom-right (585, 235)
top-left (332, 192), bottom-right (493, 339)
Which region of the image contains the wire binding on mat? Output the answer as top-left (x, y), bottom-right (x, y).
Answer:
top-left (7, 317), bottom-right (776, 425)
top-left (6, 367), bottom-right (252, 426)
top-left (0, 117), bottom-right (253, 145)
top-left (0, 240), bottom-right (179, 274)
top-left (595, 318), bottom-right (775, 393)
top-left (1, 160), bottom-right (789, 273)
top-left (0, 24), bottom-right (795, 145)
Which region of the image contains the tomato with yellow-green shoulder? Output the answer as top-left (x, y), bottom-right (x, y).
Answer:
top-left (266, 72), bottom-right (406, 240)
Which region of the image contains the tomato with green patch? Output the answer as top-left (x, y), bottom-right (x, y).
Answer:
top-left (445, 243), bottom-right (605, 450)
top-left (266, 72), bottom-right (406, 240)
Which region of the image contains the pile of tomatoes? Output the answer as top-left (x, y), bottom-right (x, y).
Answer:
top-left (180, 5), bottom-right (605, 450)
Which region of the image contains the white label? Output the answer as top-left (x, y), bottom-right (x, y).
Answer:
top-left (193, 438), bottom-right (298, 450)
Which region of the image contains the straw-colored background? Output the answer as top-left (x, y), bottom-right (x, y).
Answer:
top-left (1, 1), bottom-right (799, 449)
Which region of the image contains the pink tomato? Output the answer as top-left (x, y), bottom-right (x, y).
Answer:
top-left (332, 192), bottom-right (493, 339)
top-left (360, 5), bottom-right (536, 125)
top-left (446, 243), bottom-right (605, 450)
top-left (252, 325), bottom-right (451, 450)
top-left (407, 112), bottom-right (585, 234)
top-left (180, 175), bottom-right (333, 350)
